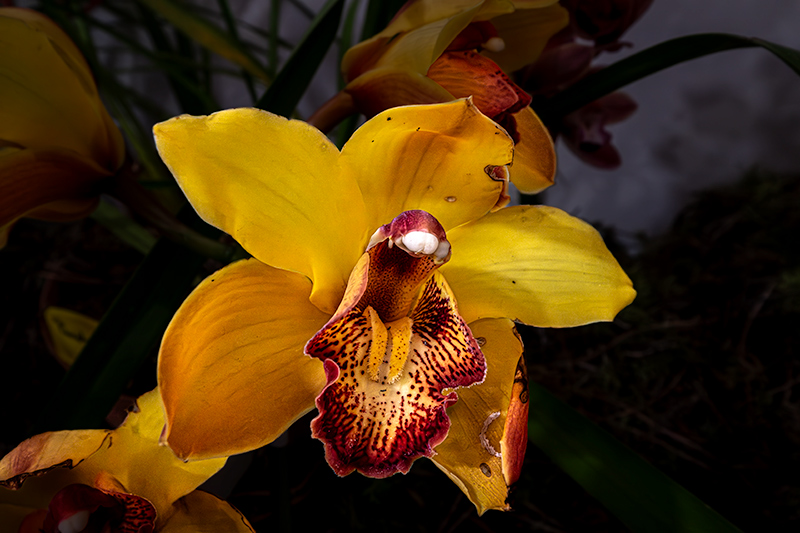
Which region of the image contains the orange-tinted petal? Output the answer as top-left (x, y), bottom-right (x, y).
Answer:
top-left (341, 99), bottom-right (514, 233)
top-left (442, 205), bottom-right (636, 327)
top-left (0, 147), bottom-right (109, 229)
top-left (430, 318), bottom-right (527, 514)
top-left (427, 50), bottom-right (531, 120)
top-left (158, 259), bottom-right (330, 460)
top-left (0, 9), bottom-right (124, 169)
top-left (344, 67), bottom-right (454, 118)
top-left (509, 106), bottom-right (557, 194)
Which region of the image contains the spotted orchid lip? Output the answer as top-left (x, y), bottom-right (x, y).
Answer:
top-left (367, 209), bottom-right (451, 264)
top-left (307, 210), bottom-right (485, 478)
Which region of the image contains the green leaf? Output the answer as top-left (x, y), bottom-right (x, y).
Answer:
top-left (528, 382), bottom-right (743, 533)
top-left (255, 0), bottom-right (344, 116)
top-left (91, 198), bottom-right (157, 255)
top-left (134, 3), bottom-right (217, 114)
top-left (538, 33), bottom-right (800, 123)
top-left (138, 0), bottom-right (271, 84)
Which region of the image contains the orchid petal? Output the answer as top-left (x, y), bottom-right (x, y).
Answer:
top-left (343, 1), bottom-right (514, 80)
top-left (0, 390), bottom-right (225, 524)
top-left (483, 3), bottom-right (570, 73)
top-left (431, 318), bottom-right (527, 514)
top-left (153, 108), bottom-right (369, 313)
top-left (341, 99), bottom-right (514, 232)
top-left (107, 390), bottom-right (226, 516)
top-left (158, 258), bottom-right (329, 460)
top-left (427, 51), bottom-right (530, 119)
top-left (382, 0), bottom-right (515, 34)
top-left (442, 205), bottom-right (636, 326)
top-left (509, 106), bottom-right (557, 194)
top-left (0, 430), bottom-right (109, 503)
top-left (0, 147), bottom-right (108, 229)
top-left (160, 491), bottom-right (255, 533)
top-left (0, 9), bottom-right (124, 169)
top-left (344, 68), bottom-right (454, 118)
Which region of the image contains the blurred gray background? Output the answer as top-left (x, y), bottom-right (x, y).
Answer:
top-left (541, 0), bottom-right (800, 246)
top-left (104, 0), bottom-right (800, 245)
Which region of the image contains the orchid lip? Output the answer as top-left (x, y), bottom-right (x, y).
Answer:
top-left (307, 209), bottom-right (485, 478)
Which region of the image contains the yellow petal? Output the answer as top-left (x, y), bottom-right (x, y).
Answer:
top-left (442, 205), bottom-right (636, 326)
top-left (43, 306), bottom-right (99, 368)
top-left (343, 1), bottom-right (514, 80)
top-left (0, 147), bottom-right (109, 229)
top-left (160, 491), bottom-right (255, 533)
top-left (508, 106), bottom-right (557, 194)
top-left (483, 3), bottom-right (570, 73)
top-left (341, 99), bottom-right (514, 232)
top-left (430, 318), bottom-right (524, 514)
top-left (153, 108), bottom-right (369, 314)
top-left (158, 258), bottom-right (330, 460)
top-left (106, 390), bottom-right (227, 520)
top-left (0, 9), bottom-right (124, 169)
top-left (0, 390), bottom-right (225, 526)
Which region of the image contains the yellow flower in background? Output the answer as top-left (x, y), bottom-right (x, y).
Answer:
top-left (152, 99), bottom-right (635, 513)
top-left (0, 390), bottom-right (253, 532)
top-left (0, 8), bottom-right (125, 247)
top-left (311, 0), bottom-right (569, 195)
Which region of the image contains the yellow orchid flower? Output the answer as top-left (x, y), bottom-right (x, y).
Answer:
top-left (152, 99), bottom-right (635, 513)
top-left (0, 8), bottom-right (125, 247)
top-left (310, 0), bottom-right (569, 195)
top-left (0, 389), bottom-right (253, 532)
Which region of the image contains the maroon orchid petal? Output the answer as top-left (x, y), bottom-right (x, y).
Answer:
top-left (41, 483), bottom-right (155, 533)
top-left (520, 42), bottom-right (595, 95)
top-left (562, 0), bottom-right (654, 45)
top-left (306, 210), bottom-right (486, 478)
top-left (560, 91), bottom-right (638, 169)
top-left (427, 50), bottom-right (532, 143)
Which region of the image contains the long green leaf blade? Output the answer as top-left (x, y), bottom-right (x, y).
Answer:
top-left (255, 0), bottom-right (344, 116)
top-left (138, 0), bottom-right (271, 84)
top-left (528, 382), bottom-right (743, 532)
top-left (539, 33), bottom-right (800, 123)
